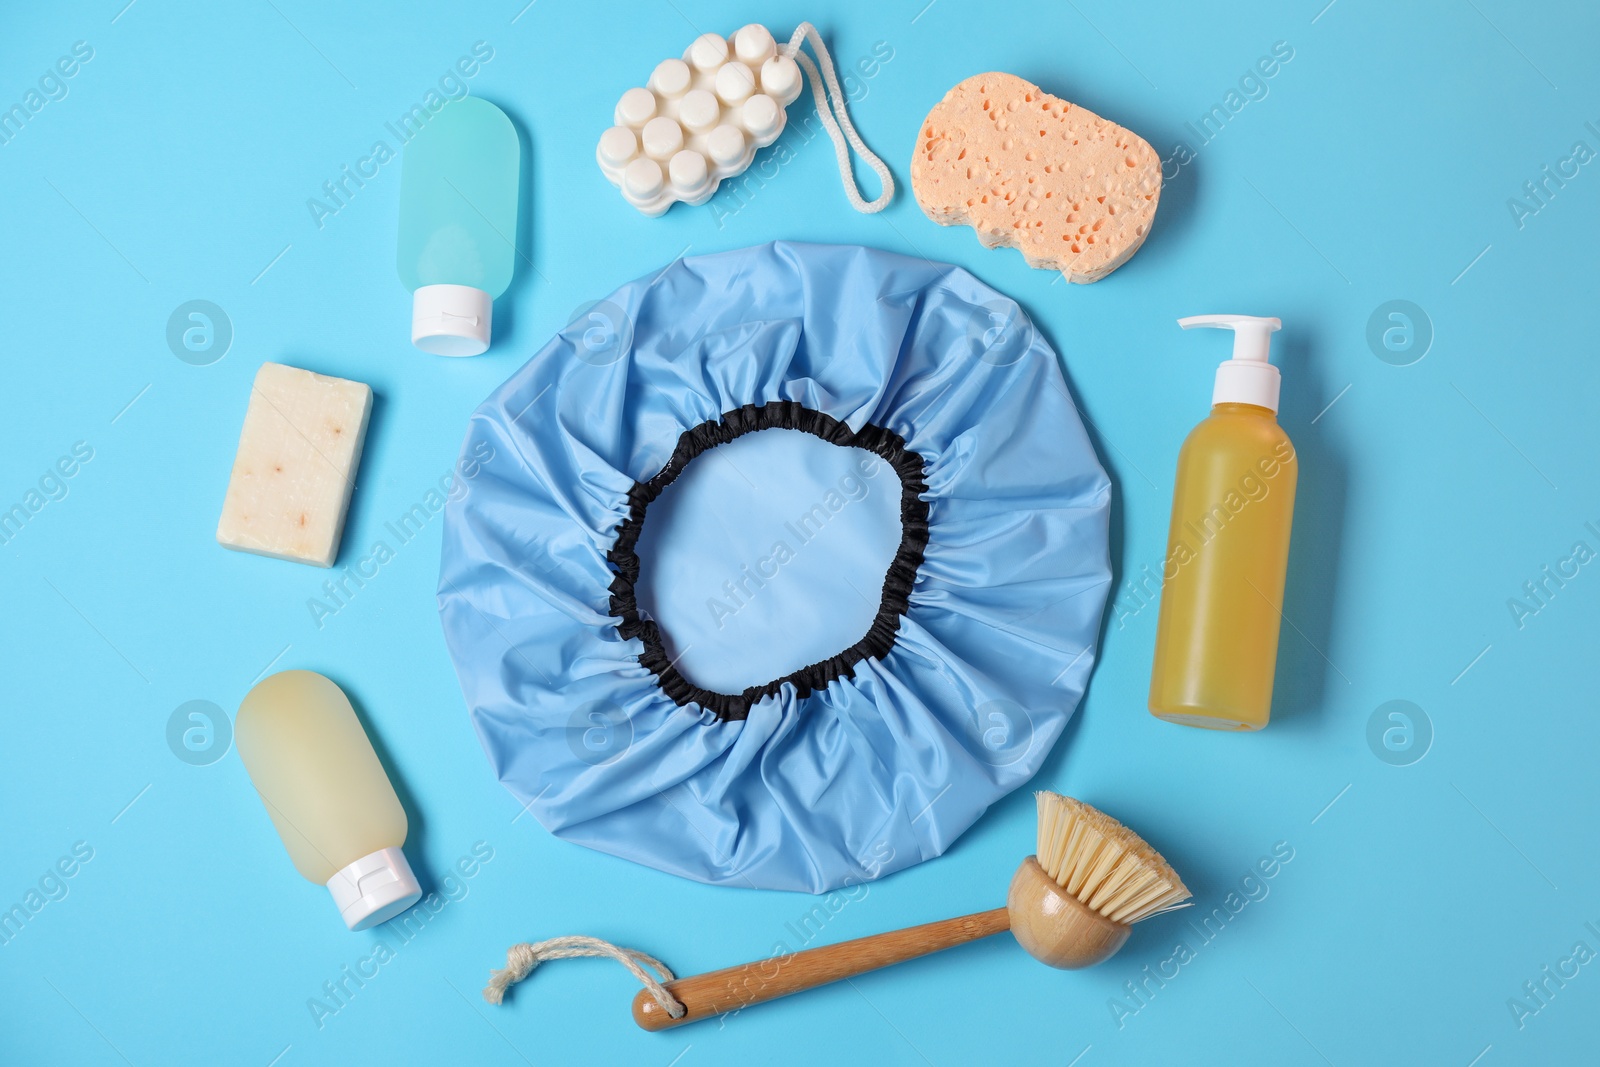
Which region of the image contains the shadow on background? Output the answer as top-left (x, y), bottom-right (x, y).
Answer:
top-left (340, 677), bottom-right (434, 895)
top-left (1025, 294), bottom-right (1147, 746)
top-left (1013, 67), bottom-right (1204, 276)
top-left (1269, 326), bottom-right (1349, 727)
top-left (488, 98), bottom-right (537, 351)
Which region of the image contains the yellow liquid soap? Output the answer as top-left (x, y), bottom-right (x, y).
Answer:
top-left (1149, 315), bottom-right (1296, 731)
top-left (236, 670), bottom-right (421, 929)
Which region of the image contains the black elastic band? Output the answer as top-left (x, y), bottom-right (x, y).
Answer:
top-left (606, 401), bottom-right (930, 722)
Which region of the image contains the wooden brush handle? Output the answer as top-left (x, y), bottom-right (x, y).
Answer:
top-left (632, 907), bottom-right (1009, 1030)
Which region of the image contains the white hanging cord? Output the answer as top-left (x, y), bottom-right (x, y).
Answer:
top-left (782, 22), bottom-right (894, 213)
top-left (483, 935), bottom-right (686, 1018)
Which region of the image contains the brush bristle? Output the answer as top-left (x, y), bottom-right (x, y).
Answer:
top-left (1034, 792), bottom-right (1190, 925)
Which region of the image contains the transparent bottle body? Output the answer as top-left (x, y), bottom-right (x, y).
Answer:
top-left (1148, 403), bottom-right (1297, 730)
top-left (396, 96), bottom-right (520, 297)
top-left (236, 670), bottom-right (408, 884)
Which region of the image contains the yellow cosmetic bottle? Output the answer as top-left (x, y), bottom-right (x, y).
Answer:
top-left (236, 670), bottom-right (421, 929)
top-left (1149, 315), bottom-right (1296, 731)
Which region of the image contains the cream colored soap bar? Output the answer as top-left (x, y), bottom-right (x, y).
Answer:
top-left (217, 362), bottom-right (371, 568)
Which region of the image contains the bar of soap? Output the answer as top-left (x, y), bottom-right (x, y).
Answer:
top-left (217, 362), bottom-right (372, 568)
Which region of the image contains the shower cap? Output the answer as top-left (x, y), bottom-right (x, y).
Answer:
top-left (438, 241), bottom-right (1110, 893)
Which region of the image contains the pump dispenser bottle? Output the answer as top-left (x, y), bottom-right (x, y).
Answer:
top-left (1148, 315), bottom-right (1297, 731)
top-left (236, 671), bottom-right (421, 929)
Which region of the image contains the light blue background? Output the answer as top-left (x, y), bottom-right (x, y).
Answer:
top-left (634, 430), bottom-right (905, 696)
top-left (2, 1), bottom-right (1596, 1064)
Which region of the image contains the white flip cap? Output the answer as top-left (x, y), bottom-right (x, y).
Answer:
top-left (326, 847), bottom-right (422, 931)
top-left (1178, 314), bottom-right (1284, 413)
top-left (413, 283), bottom-right (492, 356)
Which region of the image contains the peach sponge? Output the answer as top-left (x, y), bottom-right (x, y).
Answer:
top-left (911, 72), bottom-right (1160, 282)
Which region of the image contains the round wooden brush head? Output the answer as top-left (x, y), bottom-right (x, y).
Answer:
top-left (1007, 792), bottom-right (1190, 969)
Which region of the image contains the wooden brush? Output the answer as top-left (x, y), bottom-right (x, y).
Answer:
top-left (633, 792), bottom-right (1190, 1030)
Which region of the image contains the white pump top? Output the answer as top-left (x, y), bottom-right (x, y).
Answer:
top-left (1178, 314), bottom-right (1283, 413)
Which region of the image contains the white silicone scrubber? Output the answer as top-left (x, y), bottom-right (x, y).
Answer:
top-left (597, 25), bottom-right (806, 215)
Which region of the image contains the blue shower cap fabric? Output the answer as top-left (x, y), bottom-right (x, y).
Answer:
top-left (438, 241), bottom-right (1111, 893)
